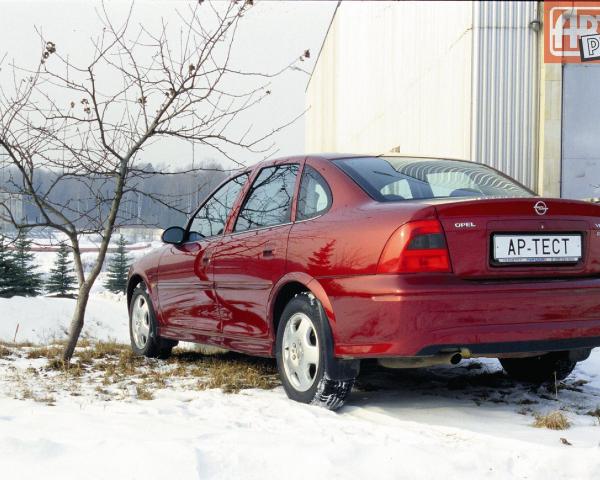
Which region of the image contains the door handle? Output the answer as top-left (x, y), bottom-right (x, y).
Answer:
top-left (263, 243), bottom-right (275, 257)
top-left (201, 249), bottom-right (213, 267)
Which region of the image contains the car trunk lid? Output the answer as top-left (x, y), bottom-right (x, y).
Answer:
top-left (432, 198), bottom-right (600, 279)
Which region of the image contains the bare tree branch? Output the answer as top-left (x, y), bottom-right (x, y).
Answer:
top-left (0, 0), bottom-right (306, 362)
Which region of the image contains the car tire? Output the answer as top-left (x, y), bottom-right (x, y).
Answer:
top-left (275, 293), bottom-right (355, 411)
top-left (129, 284), bottom-right (176, 359)
top-left (499, 352), bottom-right (577, 384)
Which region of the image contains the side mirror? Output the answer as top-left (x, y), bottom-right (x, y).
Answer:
top-left (161, 226), bottom-right (186, 244)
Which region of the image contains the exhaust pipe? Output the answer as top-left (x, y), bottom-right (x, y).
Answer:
top-left (377, 349), bottom-right (471, 369)
top-left (450, 352), bottom-right (463, 365)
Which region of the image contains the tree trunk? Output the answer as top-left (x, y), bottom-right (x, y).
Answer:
top-left (62, 283), bottom-right (91, 363)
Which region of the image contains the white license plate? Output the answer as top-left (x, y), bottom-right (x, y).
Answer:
top-left (493, 234), bottom-right (582, 264)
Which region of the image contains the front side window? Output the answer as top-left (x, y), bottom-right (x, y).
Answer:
top-left (297, 165), bottom-right (332, 220)
top-left (333, 156), bottom-right (533, 201)
top-left (234, 164), bottom-right (299, 232)
top-left (188, 173), bottom-right (249, 241)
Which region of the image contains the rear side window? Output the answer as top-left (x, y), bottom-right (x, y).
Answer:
top-left (234, 164), bottom-right (299, 232)
top-left (381, 179), bottom-right (413, 200)
top-left (333, 156), bottom-right (533, 201)
top-left (297, 165), bottom-right (332, 220)
top-left (426, 171), bottom-right (479, 197)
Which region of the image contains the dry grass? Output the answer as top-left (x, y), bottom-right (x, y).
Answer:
top-left (586, 407), bottom-right (600, 424)
top-left (196, 357), bottom-right (279, 393)
top-left (47, 357), bottom-right (66, 371)
top-left (76, 341), bottom-right (128, 365)
top-left (135, 383), bottom-right (154, 401)
top-left (533, 411), bottom-right (571, 430)
top-left (587, 406), bottom-right (600, 417)
top-left (34, 394), bottom-right (56, 406)
top-left (42, 342), bottom-right (136, 374)
top-left (21, 387), bottom-right (34, 400)
top-left (26, 345), bottom-right (64, 360)
top-left (0, 344), bottom-right (12, 358)
top-left (0, 340), bottom-right (35, 348)
top-left (5, 341), bottom-right (280, 402)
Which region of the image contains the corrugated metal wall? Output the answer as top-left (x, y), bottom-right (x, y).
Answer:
top-left (471, 1), bottom-right (540, 190)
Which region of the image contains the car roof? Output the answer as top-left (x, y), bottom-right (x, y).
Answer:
top-left (257, 153), bottom-right (473, 165)
top-left (243, 153), bottom-right (481, 174)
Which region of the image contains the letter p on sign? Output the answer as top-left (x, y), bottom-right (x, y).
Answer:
top-left (580, 33), bottom-right (600, 61)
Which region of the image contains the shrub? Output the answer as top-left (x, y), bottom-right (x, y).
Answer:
top-left (533, 411), bottom-right (571, 430)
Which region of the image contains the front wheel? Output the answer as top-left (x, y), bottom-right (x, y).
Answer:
top-left (499, 352), bottom-right (576, 384)
top-left (129, 284), bottom-right (176, 359)
top-left (275, 294), bottom-right (355, 411)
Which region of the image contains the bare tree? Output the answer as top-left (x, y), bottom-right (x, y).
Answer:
top-left (0, 0), bottom-right (306, 362)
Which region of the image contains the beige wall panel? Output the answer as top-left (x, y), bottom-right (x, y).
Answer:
top-left (306, 2), bottom-right (473, 160)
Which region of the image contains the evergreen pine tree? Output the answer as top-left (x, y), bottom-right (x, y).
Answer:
top-left (0, 236), bottom-right (19, 298)
top-left (46, 242), bottom-right (76, 297)
top-left (12, 232), bottom-right (43, 296)
top-left (307, 240), bottom-right (336, 270)
top-left (104, 235), bottom-right (131, 294)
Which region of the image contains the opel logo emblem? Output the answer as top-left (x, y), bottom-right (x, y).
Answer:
top-left (534, 201), bottom-right (548, 216)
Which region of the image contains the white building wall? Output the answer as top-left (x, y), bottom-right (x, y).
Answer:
top-left (306, 1), bottom-right (473, 160)
top-left (306, 1), bottom-right (541, 190)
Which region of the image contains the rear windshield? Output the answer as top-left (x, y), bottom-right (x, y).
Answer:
top-left (333, 156), bottom-right (533, 202)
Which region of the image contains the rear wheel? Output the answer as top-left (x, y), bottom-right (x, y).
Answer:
top-left (276, 294), bottom-right (355, 410)
top-left (129, 284), bottom-right (176, 359)
top-left (499, 352), bottom-right (576, 384)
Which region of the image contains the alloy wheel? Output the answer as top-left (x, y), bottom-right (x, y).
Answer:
top-left (131, 295), bottom-right (150, 349)
top-left (282, 312), bottom-right (320, 392)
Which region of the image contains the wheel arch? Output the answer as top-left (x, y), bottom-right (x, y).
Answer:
top-left (270, 272), bottom-right (359, 382)
top-left (269, 273), bottom-right (337, 342)
top-left (127, 272), bottom-right (152, 308)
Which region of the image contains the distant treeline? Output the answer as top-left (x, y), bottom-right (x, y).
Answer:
top-left (0, 162), bottom-right (230, 229)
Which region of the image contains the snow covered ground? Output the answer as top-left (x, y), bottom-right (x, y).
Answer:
top-left (1, 291), bottom-right (600, 478)
top-left (1, 380), bottom-right (598, 480)
top-left (0, 292), bottom-right (129, 344)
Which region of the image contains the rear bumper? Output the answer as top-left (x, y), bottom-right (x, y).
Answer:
top-left (320, 274), bottom-right (600, 358)
top-left (416, 336), bottom-right (600, 356)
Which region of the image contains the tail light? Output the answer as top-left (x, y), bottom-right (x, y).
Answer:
top-left (377, 219), bottom-right (452, 273)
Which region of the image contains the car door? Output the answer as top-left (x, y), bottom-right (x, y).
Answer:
top-left (157, 173), bottom-right (249, 338)
top-left (212, 163), bottom-right (300, 346)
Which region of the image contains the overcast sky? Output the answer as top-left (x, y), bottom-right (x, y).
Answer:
top-left (0, 0), bottom-right (337, 169)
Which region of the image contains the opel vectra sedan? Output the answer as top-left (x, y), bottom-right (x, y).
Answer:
top-left (127, 155), bottom-right (600, 409)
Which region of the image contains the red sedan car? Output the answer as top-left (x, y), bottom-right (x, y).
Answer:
top-left (128, 154), bottom-right (600, 409)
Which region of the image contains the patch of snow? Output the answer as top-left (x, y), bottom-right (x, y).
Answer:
top-left (0, 293), bottom-right (129, 344)
top-left (0, 381), bottom-right (599, 480)
top-left (0, 233), bottom-right (161, 344)
top-left (1, 277), bottom-right (600, 479)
